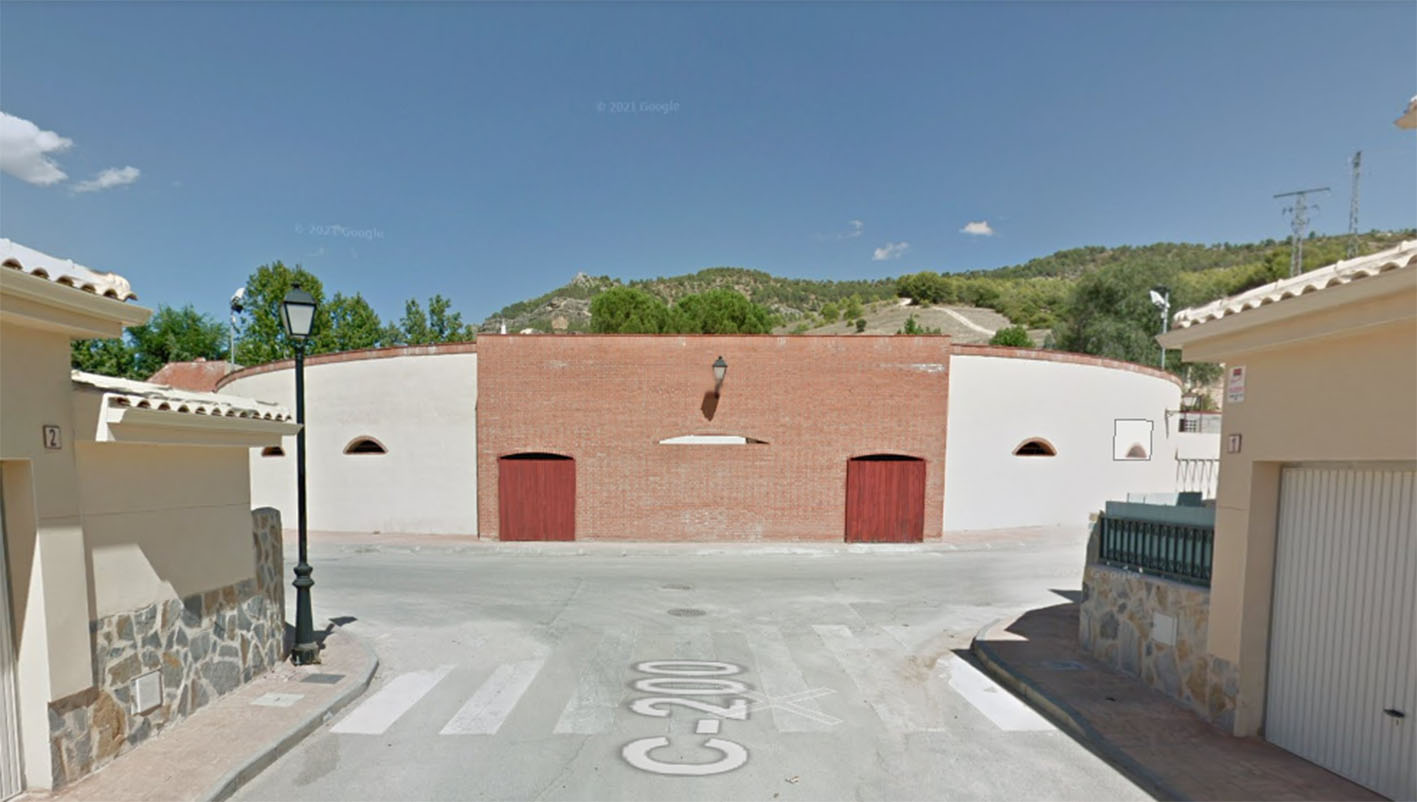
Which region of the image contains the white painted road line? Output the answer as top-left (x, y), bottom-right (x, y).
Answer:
top-left (814, 624), bottom-right (922, 732)
top-left (945, 655), bottom-right (1056, 732)
top-left (744, 626), bottom-right (836, 731)
top-left (331, 665), bottom-right (454, 735)
top-left (440, 659), bottom-right (547, 735)
top-left (553, 627), bottom-right (639, 734)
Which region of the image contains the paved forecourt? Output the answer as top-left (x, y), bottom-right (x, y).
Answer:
top-left (234, 532), bottom-right (1148, 801)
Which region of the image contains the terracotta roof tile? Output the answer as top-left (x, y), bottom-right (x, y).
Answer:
top-left (0, 238), bottom-right (139, 302)
top-left (147, 360), bottom-right (233, 393)
top-left (73, 371), bottom-right (292, 421)
top-left (1172, 240), bottom-right (1417, 329)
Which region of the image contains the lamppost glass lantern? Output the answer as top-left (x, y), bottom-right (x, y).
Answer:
top-left (280, 285), bottom-right (318, 341)
top-left (281, 283), bottom-right (320, 665)
top-left (713, 356), bottom-right (728, 395)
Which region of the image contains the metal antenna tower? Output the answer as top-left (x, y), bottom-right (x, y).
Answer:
top-left (1347, 151), bottom-right (1362, 258)
top-left (1274, 186), bottom-right (1330, 277)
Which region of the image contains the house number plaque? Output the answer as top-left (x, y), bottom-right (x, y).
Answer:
top-left (42, 424), bottom-right (62, 450)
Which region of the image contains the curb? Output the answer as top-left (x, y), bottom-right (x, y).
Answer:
top-left (201, 631), bottom-right (380, 802)
top-left (969, 617), bottom-right (1186, 802)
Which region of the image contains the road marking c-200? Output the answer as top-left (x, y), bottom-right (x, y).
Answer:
top-left (622, 659), bottom-right (751, 776)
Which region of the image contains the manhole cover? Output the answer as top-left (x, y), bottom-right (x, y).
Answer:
top-left (667, 608), bottom-right (706, 617)
top-left (660, 583), bottom-right (692, 591)
top-left (301, 673), bottom-right (346, 684)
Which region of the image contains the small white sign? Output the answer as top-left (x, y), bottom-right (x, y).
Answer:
top-left (42, 424), bottom-right (61, 450)
top-left (1227, 433), bottom-right (1243, 454)
top-left (1226, 365), bottom-right (1246, 403)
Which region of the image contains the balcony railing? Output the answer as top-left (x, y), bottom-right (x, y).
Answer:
top-left (1097, 513), bottom-right (1214, 587)
top-left (1176, 457), bottom-right (1219, 499)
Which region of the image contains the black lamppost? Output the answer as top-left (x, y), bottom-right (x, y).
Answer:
top-left (281, 284), bottom-right (319, 665)
top-left (712, 356), bottom-right (728, 396)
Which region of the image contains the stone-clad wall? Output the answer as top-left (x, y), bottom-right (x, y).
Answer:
top-left (47, 509), bottom-right (285, 787)
top-left (1079, 563), bottom-right (1240, 732)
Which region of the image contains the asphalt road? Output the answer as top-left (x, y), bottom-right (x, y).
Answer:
top-left (235, 530), bottom-right (1147, 801)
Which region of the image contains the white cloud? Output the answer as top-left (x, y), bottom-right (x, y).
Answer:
top-left (960, 220), bottom-right (995, 236)
top-left (74, 165), bottom-right (141, 193)
top-left (817, 219), bottom-right (865, 241)
top-left (873, 241), bottom-right (910, 261)
top-left (0, 111), bottom-right (73, 185)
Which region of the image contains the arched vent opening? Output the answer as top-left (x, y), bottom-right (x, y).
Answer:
top-left (344, 437), bottom-right (388, 455)
top-left (260, 446), bottom-right (285, 458)
top-left (1013, 439), bottom-right (1057, 457)
top-left (1126, 443), bottom-right (1149, 459)
top-left (500, 452), bottom-right (573, 461)
top-left (851, 453), bottom-right (923, 462)
top-left (659, 435), bottom-right (769, 445)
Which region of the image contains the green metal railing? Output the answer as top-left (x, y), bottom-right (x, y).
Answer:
top-left (1097, 513), bottom-right (1213, 587)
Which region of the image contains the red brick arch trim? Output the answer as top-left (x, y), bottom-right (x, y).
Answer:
top-left (949, 344), bottom-right (1182, 387)
top-left (216, 342), bottom-right (477, 390)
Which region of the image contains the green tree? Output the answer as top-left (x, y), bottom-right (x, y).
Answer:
top-left (820, 302), bottom-right (840, 323)
top-left (127, 305), bottom-right (228, 377)
top-left (385, 296), bottom-right (476, 345)
top-left (73, 304), bottom-right (226, 379)
top-left (396, 298), bottom-right (433, 345)
top-left (424, 294), bottom-right (476, 342)
top-left (854, 318), bottom-right (867, 333)
top-left (235, 261), bottom-right (333, 365)
top-left (1052, 260), bottom-right (1178, 367)
top-left (989, 325), bottom-right (1033, 347)
top-left (897, 314), bottom-right (942, 335)
top-left (667, 288), bottom-right (772, 334)
top-left (843, 295), bottom-right (863, 320)
top-left (590, 286), bottom-right (670, 333)
top-left (71, 337), bottom-right (137, 378)
top-left (323, 293), bottom-right (387, 352)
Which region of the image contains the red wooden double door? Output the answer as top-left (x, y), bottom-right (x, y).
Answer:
top-left (844, 455), bottom-right (926, 543)
top-left (498, 453), bottom-right (575, 541)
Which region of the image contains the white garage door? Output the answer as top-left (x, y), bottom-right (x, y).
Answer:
top-left (1266, 463), bottom-right (1416, 801)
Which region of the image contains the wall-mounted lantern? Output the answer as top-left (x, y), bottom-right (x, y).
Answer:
top-left (713, 356), bottom-right (728, 396)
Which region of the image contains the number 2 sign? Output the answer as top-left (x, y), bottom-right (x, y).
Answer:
top-left (42, 425), bottom-right (61, 450)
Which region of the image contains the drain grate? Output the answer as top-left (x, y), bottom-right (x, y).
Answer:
top-left (1041, 660), bottom-right (1087, 671)
top-left (300, 673), bottom-right (346, 684)
top-left (666, 608), bottom-right (706, 617)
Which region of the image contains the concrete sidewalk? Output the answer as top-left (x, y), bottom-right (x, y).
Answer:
top-left (971, 603), bottom-right (1382, 802)
top-left (21, 628), bottom-right (377, 802)
top-left (297, 525), bottom-right (1079, 555)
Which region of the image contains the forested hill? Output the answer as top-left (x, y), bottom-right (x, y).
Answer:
top-left (480, 230), bottom-right (1414, 334)
top-left (481, 269), bottom-right (899, 333)
top-left (968, 232), bottom-right (1407, 280)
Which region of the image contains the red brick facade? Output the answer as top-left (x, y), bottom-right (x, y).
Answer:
top-left (476, 335), bottom-right (951, 542)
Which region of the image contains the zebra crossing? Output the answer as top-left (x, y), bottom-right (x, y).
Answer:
top-left (328, 623), bottom-right (1055, 738)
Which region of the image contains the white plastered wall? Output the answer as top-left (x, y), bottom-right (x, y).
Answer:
top-left (221, 351), bottom-right (478, 534)
top-left (944, 354), bottom-right (1186, 531)
top-left (76, 443), bottom-right (255, 617)
top-left (0, 323), bottom-right (94, 788)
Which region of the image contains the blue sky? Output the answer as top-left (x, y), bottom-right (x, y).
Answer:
top-left (2, 2), bottom-right (1413, 326)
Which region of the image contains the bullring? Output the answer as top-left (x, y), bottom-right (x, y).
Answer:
top-left (218, 333), bottom-right (1203, 540)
